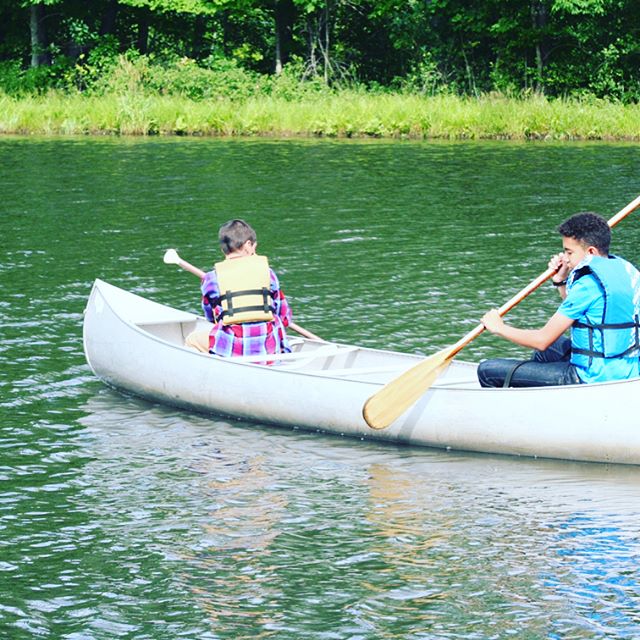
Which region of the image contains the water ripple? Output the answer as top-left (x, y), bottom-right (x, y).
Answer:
top-left (2, 138), bottom-right (640, 639)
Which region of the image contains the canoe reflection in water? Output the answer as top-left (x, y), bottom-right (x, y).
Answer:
top-left (78, 391), bottom-right (640, 636)
top-left (79, 392), bottom-right (289, 629)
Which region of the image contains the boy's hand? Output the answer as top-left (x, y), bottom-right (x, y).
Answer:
top-left (481, 309), bottom-right (505, 335)
top-left (549, 252), bottom-right (571, 283)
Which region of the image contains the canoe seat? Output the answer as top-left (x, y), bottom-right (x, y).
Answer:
top-left (314, 365), bottom-right (410, 378)
top-left (211, 344), bottom-right (358, 366)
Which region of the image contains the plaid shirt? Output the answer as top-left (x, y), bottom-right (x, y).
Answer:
top-left (201, 267), bottom-right (292, 358)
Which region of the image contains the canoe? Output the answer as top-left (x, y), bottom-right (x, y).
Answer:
top-left (83, 279), bottom-right (640, 466)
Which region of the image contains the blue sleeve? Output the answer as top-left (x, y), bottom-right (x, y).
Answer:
top-left (557, 276), bottom-right (601, 320)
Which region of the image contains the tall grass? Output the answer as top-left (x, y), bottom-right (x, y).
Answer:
top-left (1, 91), bottom-right (639, 139)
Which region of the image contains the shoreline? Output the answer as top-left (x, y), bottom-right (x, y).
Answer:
top-left (1, 92), bottom-right (639, 140)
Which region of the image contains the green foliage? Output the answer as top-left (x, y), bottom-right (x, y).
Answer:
top-left (0, 56), bottom-right (76, 95)
top-left (88, 54), bottom-right (266, 99)
top-left (117, 0), bottom-right (223, 14)
top-left (0, 60), bottom-right (28, 95)
top-left (552, 0), bottom-right (609, 15)
top-left (266, 58), bottom-right (330, 100)
top-left (1, 0), bottom-right (640, 102)
top-left (391, 52), bottom-right (446, 96)
top-left (588, 39), bottom-right (640, 101)
top-left (150, 56), bottom-right (265, 100)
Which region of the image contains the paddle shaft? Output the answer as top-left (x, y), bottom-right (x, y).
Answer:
top-left (445, 193), bottom-right (640, 361)
top-left (170, 255), bottom-right (323, 341)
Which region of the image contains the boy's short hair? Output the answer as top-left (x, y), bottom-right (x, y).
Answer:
top-left (557, 212), bottom-right (610, 254)
top-left (218, 219), bottom-right (257, 255)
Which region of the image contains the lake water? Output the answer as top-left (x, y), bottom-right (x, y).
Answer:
top-left (2, 136), bottom-right (640, 638)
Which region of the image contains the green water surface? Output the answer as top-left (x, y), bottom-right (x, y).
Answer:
top-left (2, 137), bottom-right (640, 639)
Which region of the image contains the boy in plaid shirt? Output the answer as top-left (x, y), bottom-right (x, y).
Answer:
top-left (185, 219), bottom-right (292, 358)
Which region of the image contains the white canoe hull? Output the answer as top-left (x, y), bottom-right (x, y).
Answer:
top-left (83, 279), bottom-right (640, 465)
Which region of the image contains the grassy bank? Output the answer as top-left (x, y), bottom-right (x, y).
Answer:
top-left (2, 91), bottom-right (640, 140)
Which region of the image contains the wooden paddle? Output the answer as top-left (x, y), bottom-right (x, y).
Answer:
top-left (163, 248), bottom-right (324, 341)
top-left (363, 194), bottom-right (640, 430)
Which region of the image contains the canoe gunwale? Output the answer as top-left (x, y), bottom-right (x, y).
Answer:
top-left (85, 280), bottom-right (418, 386)
top-left (86, 278), bottom-right (640, 391)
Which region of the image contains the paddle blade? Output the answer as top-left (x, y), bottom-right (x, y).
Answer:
top-left (363, 348), bottom-right (452, 430)
top-left (163, 248), bottom-right (180, 265)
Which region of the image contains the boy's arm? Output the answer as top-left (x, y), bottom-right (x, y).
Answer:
top-left (481, 310), bottom-right (573, 351)
top-left (201, 270), bottom-right (219, 322)
top-left (269, 269), bottom-right (292, 326)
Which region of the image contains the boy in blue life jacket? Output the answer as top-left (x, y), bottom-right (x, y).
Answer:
top-left (478, 211), bottom-right (640, 387)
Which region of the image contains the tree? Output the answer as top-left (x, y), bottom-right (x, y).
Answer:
top-left (28, 1), bottom-right (52, 66)
top-left (1, 0), bottom-right (639, 98)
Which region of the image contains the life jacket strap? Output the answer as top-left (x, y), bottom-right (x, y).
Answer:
top-left (571, 345), bottom-right (640, 359)
top-left (573, 320), bottom-right (640, 330)
top-left (218, 287), bottom-right (274, 321)
top-left (572, 313), bottom-right (640, 360)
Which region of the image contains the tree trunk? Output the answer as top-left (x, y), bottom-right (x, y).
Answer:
top-left (191, 14), bottom-right (205, 59)
top-left (30, 3), bottom-right (49, 67)
top-left (306, 15), bottom-right (317, 76)
top-left (323, 1), bottom-right (330, 84)
top-left (137, 9), bottom-right (150, 54)
top-left (461, 46), bottom-right (476, 95)
top-left (275, 20), bottom-right (282, 74)
top-left (274, 0), bottom-right (295, 74)
top-left (100, 0), bottom-right (120, 37)
top-left (531, 0), bottom-right (548, 94)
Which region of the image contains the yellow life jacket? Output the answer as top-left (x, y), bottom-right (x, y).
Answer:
top-left (214, 254), bottom-right (274, 325)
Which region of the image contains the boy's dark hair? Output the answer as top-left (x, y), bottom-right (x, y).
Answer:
top-left (218, 219), bottom-right (257, 255)
top-left (557, 212), bottom-right (610, 255)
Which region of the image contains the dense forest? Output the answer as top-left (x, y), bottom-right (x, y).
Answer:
top-left (1, 0), bottom-right (639, 100)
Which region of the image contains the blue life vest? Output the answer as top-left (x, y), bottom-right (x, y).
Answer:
top-left (568, 255), bottom-right (640, 371)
